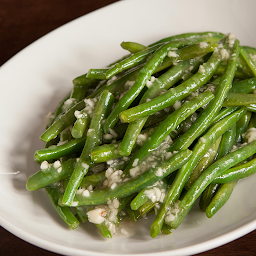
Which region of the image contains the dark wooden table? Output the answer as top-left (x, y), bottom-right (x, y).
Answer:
top-left (1, 1), bottom-right (256, 255)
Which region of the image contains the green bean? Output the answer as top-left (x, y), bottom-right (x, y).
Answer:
top-left (34, 137), bottom-right (86, 162)
top-left (130, 179), bottom-right (168, 210)
top-left (101, 107), bottom-right (175, 144)
top-left (91, 123), bottom-right (183, 165)
top-left (86, 69), bottom-right (108, 80)
top-left (213, 157), bottom-right (256, 183)
top-left (167, 42), bottom-right (217, 64)
top-left (72, 74), bottom-right (99, 88)
top-left (119, 57), bottom-right (203, 156)
top-left (90, 143), bottom-right (122, 163)
top-left (205, 181), bottom-right (237, 218)
top-left (79, 171), bottom-right (106, 188)
top-left (169, 39), bottom-right (239, 152)
top-left (161, 223), bottom-right (172, 235)
top-left (58, 149), bottom-right (192, 206)
top-left (217, 124), bottom-right (237, 159)
top-left (71, 76), bottom-right (99, 100)
top-left (99, 43), bottom-right (165, 80)
top-left (45, 183), bottom-right (80, 229)
top-left (62, 90), bottom-right (114, 206)
top-left (246, 104), bottom-right (256, 112)
top-left (74, 205), bottom-right (91, 222)
top-left (199, 124), bottom-right (236, 211)
top-left (123, 90), bottom-right (214, 173)
top-left (243, 46), bottom-right (256, 56)
top-left (223, 93), bottom-right (256, 107)
top-left (41, 100), bottom-right (87, 142)
top-left (152, 44), bottom-right (215, 75)
top-left (234, 112), bottom-right (252, 144)
top-left (138, 201), bottom-right (155, 216)
top-left (215, 64), bottom-right (250, 80)
top-left (130, 191), bottom-right (149, 211)
top-left (126, 204), bottom-right (141, 222)
top-left (202, 114), bottom-right (252, 213)
top-left (26, 158), bottom-right (76, 191)
top-left (185, 136), bottom-right (221, 190)
top-left (248, 113), bottom-right (256, 129)
top-left (169, 140), bottom-right (256, 229)
top-left (212, 106), bottom-right (240, 123)
top-left (87, 65), bottom-right (142, 100)
top-left (150, 107), bottom-right (246, 238)
top-left (121, 41), bottom-right (147, 53)
top-left (91, 126), bottom-right (157, 163)
top-left (239, 46), bottom-right (256, 77)
top-left (105, 41), bottom-right (218, 131)
top-left (148, 31), bottom-right (224, 47)
top-left (106, 38), bottom-right (215, 80)
top-left (71, 111), bottom-right (90, 139)
top-left (199, 183), bottom-right (220, 212)
top-left (95, 222), bottom-right (112, 238)
top-left (230, 78), bottom-right (256, 93)
top-left (119, 47), bottom-right (221, 123)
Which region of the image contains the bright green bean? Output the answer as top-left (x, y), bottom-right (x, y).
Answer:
top-left (199, 183), bottom-right (220, 212)
top-left (223, 93), bottom-right (256, 107)
top-left (45, 183), bottom-right (80, 229)
top-left (79, 171), bottom-right (106, 188)
top-left (212, 107), bottom-right (240, 123)
top-left (199, 124), bottom-right (236, 211)
top-left (86, 69), bottom-right (108, 80)
top-left (234, 111), bottom-right (252, 144)
top-left (120, 48), bottom-right (221, 123)
top-left (58, 149), bottom-right (192, 206)
top-left (169, 140), bottom-right (256, 229)
top-left (239, 46), bottom-right (256, 77)
top-left (150, 107), bottom-right (246, 238)
top-left (105, 41), bottom-right (218, 131)
top-left (26, 158), bottom-right (76, 191)
top-left (119, 57), bottom-right (203, 156)
top-left (130, 179), bottom-right (168, 210)
top-left (185, 136), bottom-right (221, 190)
top-left (169, 39), bottom-right (239, 152)
top-left (123, 90), bottom-right (214, 174)
top-left (213, 157), bottom-right (256, 183)
top-left (71, 111), bottom-right (90, 139)
top-left (205, 180), bottom-right (237, 218)
top-left (34, 137), bottom-right (86, 162)
top-left (121, 41), bottom-right (147, 53)
top-left (230, 78), bottom-right (256, 93)
top-left (217, 124), bottom-right (237, 159)
top-left (41, 100), bottom-right (87, 142)
top-left (148, 31), bottom-right (224, 47)
top-left (62, 90), bottom-right (114, 206)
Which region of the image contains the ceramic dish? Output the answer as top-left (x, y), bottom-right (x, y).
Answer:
top-left (0, 0), bottom-right (256, 255)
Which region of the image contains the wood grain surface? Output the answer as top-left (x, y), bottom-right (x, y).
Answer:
top-left (0, 1), bottom-right (256, 255)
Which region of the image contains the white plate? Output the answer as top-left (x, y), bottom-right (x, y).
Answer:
top-left (1, 0), bottom-right (256, 255)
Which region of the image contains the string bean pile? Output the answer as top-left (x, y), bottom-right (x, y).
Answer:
top-left (27, 31), bottom-right (256, 238)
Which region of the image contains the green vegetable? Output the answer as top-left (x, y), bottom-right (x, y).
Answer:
top-left (27, 32), bottom-right (256, 239)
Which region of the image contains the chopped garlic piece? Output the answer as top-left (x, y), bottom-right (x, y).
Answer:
top-left (87, 208), bottom-right (106, 224)
top-left (173, 100), bottom-right (181, 110)
top-left (53, 160), bottom-right (61, 169)
top-left (40, 161), bottom-right (49, 170)
top-left (168, 51), bottom-right (178, 58)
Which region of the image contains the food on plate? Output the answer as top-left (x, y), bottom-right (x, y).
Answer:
top-left (26, 31), bottom-right (256, 238)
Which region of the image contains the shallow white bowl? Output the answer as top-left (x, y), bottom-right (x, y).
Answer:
top-left (0, 0), bottom-right (256, 255)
